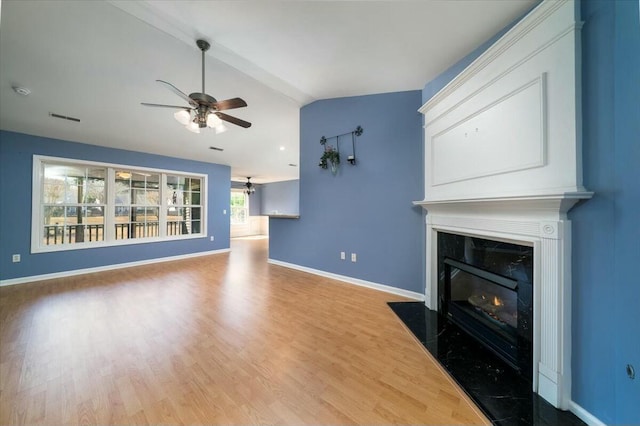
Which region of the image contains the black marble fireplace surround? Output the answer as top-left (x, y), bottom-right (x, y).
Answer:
top-left (387, 233), bottom-right (584, 425)
top-left (439, 232), bottom-right (534, 381)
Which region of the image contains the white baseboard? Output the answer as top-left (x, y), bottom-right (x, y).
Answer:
top-left (569, 400), bottom-right (607, 426)
top-left (267, 258), bottom-right (425, 301)
top-left (0, 248), bottom-right (231, 287)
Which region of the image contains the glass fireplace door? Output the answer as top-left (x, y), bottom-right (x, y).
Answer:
top-left (444, 258), bottom-right (519, 369)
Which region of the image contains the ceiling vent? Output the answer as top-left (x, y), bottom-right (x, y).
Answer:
top-left (49, 112), bottom-right (80, 123)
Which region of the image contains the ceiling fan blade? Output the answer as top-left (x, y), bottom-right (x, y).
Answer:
top-left (212, 97), bottom-right (247, 111)
top-left (141, 102), bottom-right (191, 109)
top-left (156, 80), bottom-right (198, 107)
top-left (216, 112), bottom-right (252, 128)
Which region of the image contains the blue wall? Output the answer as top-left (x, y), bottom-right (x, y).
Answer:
top-left (261, 180), bottom-right (299, 215)
top-left (269, 91), bottom-right (424, 293)
top-left (610, 2), bottom-right (639, 421)
top-left (570, 0), bottom-right (639, 424)
top-left (249, 185), bottom-right (262, 216)
top-left (0, 131), bottom-right (231, 281)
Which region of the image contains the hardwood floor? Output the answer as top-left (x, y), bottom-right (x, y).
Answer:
top-left (0, 238), bottom-right (489, 425)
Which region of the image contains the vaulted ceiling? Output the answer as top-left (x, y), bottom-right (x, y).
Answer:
top-left (0, 0), bottom-right (536, 183)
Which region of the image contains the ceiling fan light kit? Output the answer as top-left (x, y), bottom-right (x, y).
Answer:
top-left (214, 123), bottom-right (227, 135)
top-left (142, 39), bottom-right (251, 134)
top-left (186, 121), bottom-right (201, 134)
top-left (174, 109), bottom-right (191, 125)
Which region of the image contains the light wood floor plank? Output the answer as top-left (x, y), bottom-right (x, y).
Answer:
top-left (0, 237), bottom-right (489, 425)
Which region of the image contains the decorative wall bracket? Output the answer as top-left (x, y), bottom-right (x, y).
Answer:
top-left (319, 126), bottom-right (363, 175)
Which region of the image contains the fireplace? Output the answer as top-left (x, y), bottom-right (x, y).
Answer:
top-left (439, 232), bottom-right (533, 380)
top-left (414, 0), bottom-right (591, 410)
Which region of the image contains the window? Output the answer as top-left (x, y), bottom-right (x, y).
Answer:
top-left (42, 164), bottom-right (106, 245)
top-left (166, 175), bottom-right (202, 236)
top-left (115, 171), bottom-right (160, 239)
top-left (32, 156), bottom-right (206, 252)
top-left (230, 191), bottom-right (248, 225)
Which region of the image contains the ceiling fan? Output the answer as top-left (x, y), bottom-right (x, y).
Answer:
top-left (142, 39), bottom-right (251, 134)
top-left (244, 177), bottom-right (256, 195)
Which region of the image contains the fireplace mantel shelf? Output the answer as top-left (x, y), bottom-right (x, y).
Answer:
top-left (413, 191), bottom-right (593, 206)
top-left (413, 191), bottom-right (593, 220)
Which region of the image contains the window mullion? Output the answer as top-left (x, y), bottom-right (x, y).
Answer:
top-left (105, 168), bottom-right (115, 242)
top-left (159, 174), bottom-right (167, 238)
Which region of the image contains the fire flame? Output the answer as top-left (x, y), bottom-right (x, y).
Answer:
top-left (492, 296), bottom-right (503, 307)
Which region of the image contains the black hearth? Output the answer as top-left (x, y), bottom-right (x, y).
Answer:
top-left (387, 301), bottom-right (586, 426)
top-left (438, 232), bottom-right (533, 381)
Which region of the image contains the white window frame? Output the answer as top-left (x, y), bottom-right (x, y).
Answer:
top-left (230, 189), bottom-right (249, 226)
top-left (31, 155), bottom-right (207, 253)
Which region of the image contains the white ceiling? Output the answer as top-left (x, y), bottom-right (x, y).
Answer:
top-left (0, 0), bottom-right (537, 183)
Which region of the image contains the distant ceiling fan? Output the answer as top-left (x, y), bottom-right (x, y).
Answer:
top-left (142, 39), bottom-right (251, 134)
top-left (244, 177), bottom-right (256, 195)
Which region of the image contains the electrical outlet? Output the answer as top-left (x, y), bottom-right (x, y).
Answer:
top-left (210, 236), bottom-right (214, 241)
top-left (12, 254), bottom-right (20, 263)
top-left (223, 209), bottom-right (227, 215)
top-left (627, 364), bottom-right (636, 380)
top-left (351, 253), bottom-right (357, 262)
top-left (340, 251), bottom-right (345, 260)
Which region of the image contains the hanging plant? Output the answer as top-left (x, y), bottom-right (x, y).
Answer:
top-left (319, 139), bottom-right (340, 174)
top-left (319, 147), bottom-right (340, 169)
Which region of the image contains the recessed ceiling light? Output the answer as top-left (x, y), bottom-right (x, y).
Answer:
top-left (279, 146), bottom-right (285, 151)
top-left (13, 86), bottom-right (31, 96)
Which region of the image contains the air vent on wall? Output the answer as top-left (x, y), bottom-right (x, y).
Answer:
top-left (209, 146), bottom-right (224, 151)
top-left (49, 112), bottom-right (80, 123)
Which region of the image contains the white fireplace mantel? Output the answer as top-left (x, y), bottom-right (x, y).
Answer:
top-left (415, 192), bottom-right (593, 219)
top-left (414, 0), bottom-right (591, 411)
top-left (415, 191), bottom-right (591, 409)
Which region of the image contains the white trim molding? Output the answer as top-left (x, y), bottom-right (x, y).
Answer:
top-left (267, 258), bottom-right (425, 301)
top-left (0, 248), bottom-right (230, 287)
top-left (415, 0), bottom-right (592, 412)
top-left (568, 400), bottom-right (608, 426)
